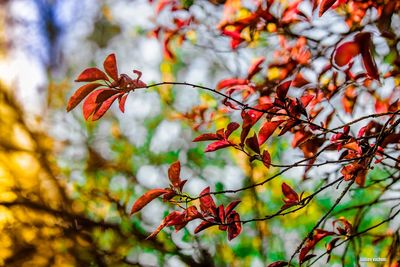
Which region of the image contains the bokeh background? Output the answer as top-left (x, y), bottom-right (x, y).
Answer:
top-left (0, 0), bottom-right (398, 266)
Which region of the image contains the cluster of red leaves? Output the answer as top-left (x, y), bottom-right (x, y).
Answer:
top-left (268, 217), bottom-right (353, 266)
top-left (300, 218), bottom-right (353, 264)
top-left (130, 161), bottom-right (242, 240)
top-left (67, 54), bottom-right (147, 121)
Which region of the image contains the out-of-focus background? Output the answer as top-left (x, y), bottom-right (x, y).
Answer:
top-left (0, 0), bottom-right (398, 266)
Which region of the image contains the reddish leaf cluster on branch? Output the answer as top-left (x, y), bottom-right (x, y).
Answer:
top-left (130, 161), bottom-right (242, 241)
top-left (67, 54), bottom-right (147, 121)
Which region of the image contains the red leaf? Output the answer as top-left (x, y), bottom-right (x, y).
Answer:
top-left (162, 188), bottom-right (177, 202)
top-left (194, 220), bottom-right (215, 234)
top-left (130, 188), bottom-right (170, 215)
top-left (103, 53), bottom-right (119, 81)
top-left (319, 0), bottom-right (337, 16)
top-left (240, 111), bottom-right (253, 144)
top-left (300, 229), bottom-right (335, 263)
top-left (75, 67), bottom-right (109, 82)
top-left (193, 133), bottom-right (219, 142)
top-left (262, 150), bottom-right (271, 169)
top-left (66, 83), bottom-right (102, 112)
top-left (355, 32), bottom-right (379, 80)
top-left (168, 161), bottom-right (181, 189)
top-left (118, 94), bottom-right (128, 113)
top-left (205, 140), bottom-right (231, 152)
top-left (225, 122), bottom-right (240, 138)
top-left (333, 41), bottom-right (360, 67)
top-left (91, 93), bottom-right (120, 121)
top-left (82, 90), bottom-right (105, 120)
top-left (267, 261), bottom-right (288, 267)
top-left (245, 134), bottom-right (260, 154)
top-left (225, 200), bottom-right (241, 216)
top-left (333, 217), bottom-right (353, 235)
top-left (341, 162), bottom-right (367, 186)
top-left (282, 182), bottom-right (299, 203)
top-left (217, 205), bottom-right (225, 224)
top-left (292, 73), bottom-right (309, 88)
top-left (146, 211), bottom-right (182, 239)
top-left (227, 212), bottom-right (242, 241)
top-left (248, 103), bottom-right (272, 124)
top-left (247, 57), bottom-right (265, 79)
top-left (300, 94), bottom-right (314, 107)
top-left (258, 121), bottom-right (283, 145)
top-left (199, 187), bottom-right (216, 215)
top-left (217, 78), bottom-right (248, 90)
top-left (95, 89), bottom-right (120, 103)
top-left (277, 80), bottom-right (292, 100)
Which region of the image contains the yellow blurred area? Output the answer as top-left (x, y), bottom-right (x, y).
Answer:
top-left (0, 84), bottom-right (77, 266)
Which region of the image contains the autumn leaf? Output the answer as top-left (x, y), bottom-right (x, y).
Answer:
top-left (300, 229), bottom-right (335, 263)
top-left (103, 53), bottom-right (119, 81)
top-left (281, 182), bottom-right (300, 209)
top-left (276, 80), bottom-right (292, 100)
top-left (66, 83), bottom-right (102, 112)
top-left (355, 32), bottom-right (379, 80)
top-left (227, 211), bottom-right (241, 240)
top-left (168, 161), bottom-right (181, 188)
top-left (258, 120), bottom-right (283, 145)
top-left (199, 187), bottom-right (216, 215)
top-left (205, 140), bottom-right (231, 152)
top-left (193, 133), bottom-right (219, 142)
top-left (333, 41), bottom-right (360, 67)
top-left (91, 93), bottom-right (120, 121)
top-left (194, 220), bottom-right (215, 234)
top-left (225, 200), bottom-right (241, 216)
top-left (224, 122), bottom-right (240, 138)
top-left (319, 0), bottom-right (338, 16)
top-left (130, 188), bottom-right (170, 215)
top-left (75, 67), bottom-right (110, 82)
top-left (118, 94), bottom-right (128, 113)
top-left (146, 211), bottom-right (182, 239)
top-left (262, 150), bottom-right (271, 169)
top-left (267, 261), bottom-right (288, 267)
top-left (217, 78), bottom-right (248, 90)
